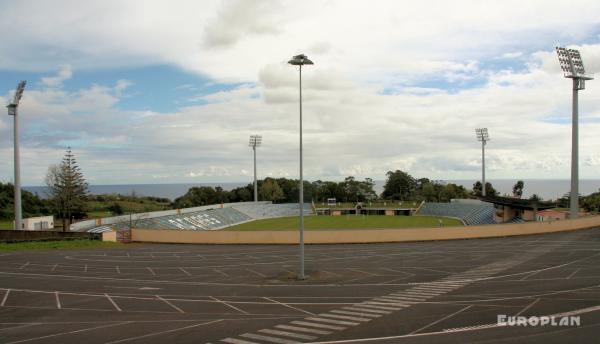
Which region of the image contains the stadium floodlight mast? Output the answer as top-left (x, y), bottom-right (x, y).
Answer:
top-left (475, 128), bottom-right (489, 197)
top-left (249, 135), bottom-right (262, 202)
top-left (6, 81), bottom-right (26, 230)
top-left (288, 53), bottom-right (313, 280)
top-left (556, 47), bottom-right (594, 219)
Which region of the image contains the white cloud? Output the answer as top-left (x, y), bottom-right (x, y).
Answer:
top-left (40, 65), bottom-right (72, 87)
top-left (1, 1), bottom-right (600, 186)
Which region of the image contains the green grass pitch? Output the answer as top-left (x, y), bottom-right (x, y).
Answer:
top-left (225, 215), bottom-right (463, 231)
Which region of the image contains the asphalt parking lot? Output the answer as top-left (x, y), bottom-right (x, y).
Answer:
top-left (2, 228), bottom-right (600, 343)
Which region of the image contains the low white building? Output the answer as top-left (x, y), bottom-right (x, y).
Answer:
top-left (21, 216), bottom-right (54, 230)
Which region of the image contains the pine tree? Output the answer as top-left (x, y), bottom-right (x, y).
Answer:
top-left (45, 148), bottom-right (88, 231)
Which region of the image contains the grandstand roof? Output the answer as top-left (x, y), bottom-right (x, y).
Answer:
top-left (480, 196), bottom-right (555, 210)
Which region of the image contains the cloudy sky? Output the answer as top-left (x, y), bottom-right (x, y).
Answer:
top-left (1, 0), bottom-right (599, 186)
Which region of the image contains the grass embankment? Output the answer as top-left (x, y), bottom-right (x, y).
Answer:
top-left (314, 201), bottom-right (420, 209)
top-left (85, 199), bottom-right (171, 219)
top-left (0, 220), bottom-right (13, 230)
top-left (226, 215), bottom-right (462, 231)
top-left (0, 239), bottom-right (120, 251)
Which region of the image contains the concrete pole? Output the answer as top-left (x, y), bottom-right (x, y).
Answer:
top-left (570, 78), bottom-right (579, 219)
top-left (299, 64), bottom-right (305, 279)
top-left (13, 106), bottom-right (22, 230)
top-left (253, 145), bottom-right (258, 202)
top-left (481, 140), bottom-right (486, 197)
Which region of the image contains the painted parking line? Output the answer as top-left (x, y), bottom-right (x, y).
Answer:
top-left (55, 292), bottom-right (61, 309)
top-left (342, 307), bottom-right (390, 315)
top-left (156, 295), bottom-right (185, 314)
top-left (330, 310), bottom-right (381, 318)
top-left (305, 317), bottom-right (359, 326)
top-left (106, 320), bottom-right (222, 344)
top-left (319, 313), bottom-right (371, 322)
top-left (210, 296), bottom-right (249, 314)
top-left (221, 337), bottom-right (259, 344)
top-left (105, 293), bottom-right (122, 312)
top-left (240, 332), bottom-right (297, 344)
top-left (263, 297), bottom-right (314, 315)
top-left (1, 289), bottom-right (10, 307)
top-left (259, 328), bottom-right (317, 340)
top-left (290, 321), bottom-right (346, 331)
top-left (275, 324), bottom-right (331, 335)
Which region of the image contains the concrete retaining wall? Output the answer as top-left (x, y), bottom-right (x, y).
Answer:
top-left (131, 215), bottom-right (600, 244)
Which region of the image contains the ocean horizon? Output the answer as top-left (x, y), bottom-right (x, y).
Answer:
top-left (22, 179), bottom-right (600, 202)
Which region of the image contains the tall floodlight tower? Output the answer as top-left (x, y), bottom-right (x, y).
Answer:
top-left (475, 128), bottom-right (489, 197)
top-left (288, 53), bottom-right (313, 280)
top-left (249, 135), bottom-right (262, 203)
top-left (556, 47), bottom-right (594, 219)
top-left (6, 81), bottom-right (26, 230)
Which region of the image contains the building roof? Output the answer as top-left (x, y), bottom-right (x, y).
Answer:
top-left (480, 196), bottom-right (555, 210)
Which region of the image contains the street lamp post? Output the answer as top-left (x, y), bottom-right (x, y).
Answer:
top-left (249, 135), bottom-right (262, 202)
top-left (6, 81), bottom-right (26, 231)
top-left (288, 54), bottom-right (313, 280)
top-left (475, 128), bottom-right (489, 197)
top-left (555, 47), bottom-right (594, 219)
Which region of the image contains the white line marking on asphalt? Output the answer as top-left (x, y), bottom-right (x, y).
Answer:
top-left (0, 323), bottom-right (39, 332)
top-left (1, 289), bottom-right (10, 306)
top-left (388, 294), bottom-right (426, 301)
top-left (305, 317), bottom-right (359, 326)
top-left (259, 328), bottom-right (317, 340)
top-left (274, 324), bottom-right (331, 335)
top-left (246, 269), bottom-right (266, 277)
top-left (214, 268), bottom-right (229, 277)
top-left (18, 262), bottom-right (29, 269)
top-left (240, 333), bottom-right (298, 344)
top-left (515, 298), bottom-right (540, 316)
top-left (51, 264), bottom-right (58, 272)
top-left (290, 321), bottom-right (345, 331)
top-left (264, 297), bottom-right (315, 315)
top-left (210, 296), bottom-right (249, 314)
top-left (347, 268), bottom-right (379, 276)
top-left (331, 310), bottom-right (380, 318)
top-left (567, 268), bottom-right (581, 279)
top-left (156, 295), bottom-right (185, 313)
top-left (105, 319), bottom-right (222, 344)
top-left (360, 303), bottom-right (403, 311)
top-left (179, 267), bottom-right (192, 276)
top-left (147, 267), bottom-right (156, 275)
top-left (319, 313), bottom-right (370, 322)
top-left (221, 338), bottom-right (259, 344)
top-left (84, 264), bottom-right (88, 273)
top-left (342, 307), bottom-right (390, 315)
top-left (371, 298), bottom-right (412, 306)
top-left (410, 305), bottom-right (472, 334)
top-left (104, 293), bottom-right (121, 312)
top-left (5, 321), bottom-right (129, 344)
top-left (116, 266), bottom-right (121, 274)
top-left (55, 292), bottom-right (61, 309)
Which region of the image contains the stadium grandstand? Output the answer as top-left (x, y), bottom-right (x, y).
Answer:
top-left (78, 202), bottom-right (313, 233)
top-left (417, 200), bottom-right (496, 225)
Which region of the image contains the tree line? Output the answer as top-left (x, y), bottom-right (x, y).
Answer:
top-left (5, 150), bottom-right (600, 230)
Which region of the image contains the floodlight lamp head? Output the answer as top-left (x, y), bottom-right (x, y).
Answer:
top-left (475, 128), bottom-right (489, 142)
top-left (288, 54), bottom-right (314, 66)
top-left (555, 47), bottom-right (593, 80)
top-left (10, 80), bottom-right (26, 106)
top-left (249, 135), bottom-right (262, 147)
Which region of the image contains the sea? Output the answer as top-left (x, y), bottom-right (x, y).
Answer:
top-left (22, 179), bottom-right (600, 202)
